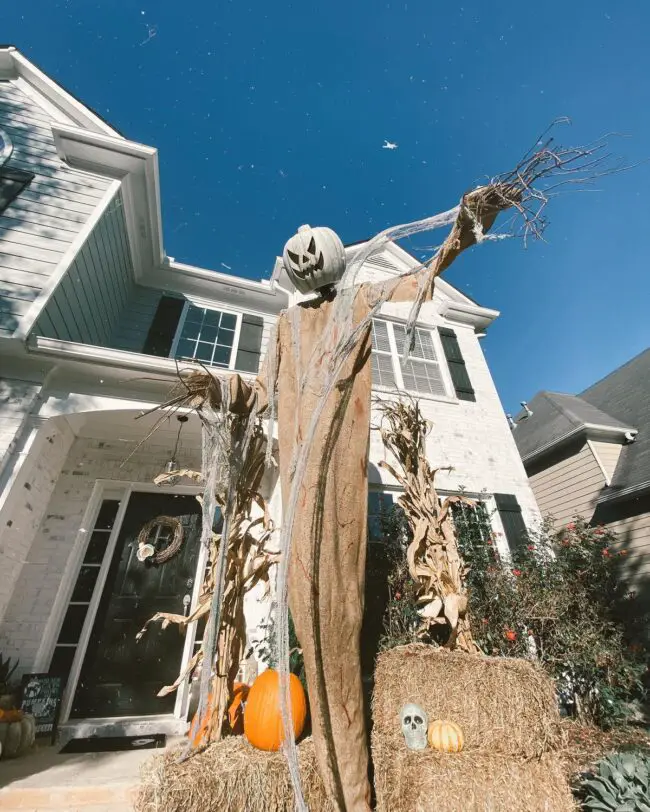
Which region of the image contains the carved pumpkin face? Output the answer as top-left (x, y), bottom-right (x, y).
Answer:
top-left (282, 224), bottom-right (346, 294)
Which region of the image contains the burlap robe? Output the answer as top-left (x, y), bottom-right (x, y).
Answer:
top-left (228, 201), bottom-right (501, 811)
top-left (230, 275), bottom-right (427, 812)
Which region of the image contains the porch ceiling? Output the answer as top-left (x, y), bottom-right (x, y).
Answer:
top-left (63, 408), bottom-right (203, 448)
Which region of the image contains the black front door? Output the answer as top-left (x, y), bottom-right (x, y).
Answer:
top-left (71, 492), bottom-right (201, 719)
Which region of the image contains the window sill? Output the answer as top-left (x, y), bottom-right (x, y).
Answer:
top-left (371, 385), bottom-right (460, 406)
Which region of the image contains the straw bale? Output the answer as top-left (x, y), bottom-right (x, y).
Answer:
top-left (372, 746), bottom-right (576, 812)
top-left (373, 644), bottom-right (561, 759)
top-left (135, 736), bottom-right (332, 812)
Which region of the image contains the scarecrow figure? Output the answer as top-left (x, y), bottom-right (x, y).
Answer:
top-left (209, 189), bottom-right (507, 812)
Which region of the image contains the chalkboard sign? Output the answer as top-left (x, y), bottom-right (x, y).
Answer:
top-left (20, 673), bottom-right (63, 743)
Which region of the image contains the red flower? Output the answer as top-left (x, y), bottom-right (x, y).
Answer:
top-left (527, 545), bottom-right (535, 551)
top-left (504, 629), bottom-right (517, 642)
top-left (482, 618), bottom-right (489, 625)
top-left (561, 540), bottom-right (570, 547)
top-left (595, 527), bottom-right (605, 536)
top-left (487, 540), bottom-right (493, 546)
top-left (512, 569), bottom-right (522, 576)
top-left (394, 592), bottom-right (402, 600)
top-left (602, 549), bottom-right (610, 557)
top-left (567, 522), bottom-right (575, 531)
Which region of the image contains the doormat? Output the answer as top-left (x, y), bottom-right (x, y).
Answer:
top-left (59, 733), bottom-right (166, 754)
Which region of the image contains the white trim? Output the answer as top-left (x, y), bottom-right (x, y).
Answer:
top-left (56, 482), bottom-right (130, 723)
top-left (587, 439), bottom-right (611, 486)
top-left (0, 48), bottom-right (121, 137)
top-left (521, 422), bottom-right (636, 464)
top-left (14, 180), bottom-right (122, 340)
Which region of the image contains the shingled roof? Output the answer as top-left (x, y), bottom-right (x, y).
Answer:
top-left (579, 348), bottom-right (650, 493)
top-left (513, 391), bottom-right (631, 459)
top-left (513, 348), bottom-right (649, 494)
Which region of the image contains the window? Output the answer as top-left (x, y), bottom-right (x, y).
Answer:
top-left (172, 305), bottom-right (239, 368)
top-left (370, 318), bottom-right (448, 398)
top-left (1, 127), bottom-right (34, 216)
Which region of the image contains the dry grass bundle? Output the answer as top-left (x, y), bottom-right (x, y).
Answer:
top-left (371, 748), bottom-right (576, 812)
top-left (136, 736), bottom-right (332, 812)
top-left (373, 644), bottom-right (561, 759)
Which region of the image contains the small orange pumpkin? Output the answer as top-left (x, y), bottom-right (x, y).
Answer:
top-left (427, 719), bottom-right (464, 753)
top-left (0, 709), bottom-right (23, 724)
top-left (227, 682), bottom-right (249, 734)
top-left (244, 669), bottom-right (307, 752)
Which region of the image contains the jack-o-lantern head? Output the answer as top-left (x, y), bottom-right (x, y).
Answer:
top-left (282, 224), bottom-right (346, 294)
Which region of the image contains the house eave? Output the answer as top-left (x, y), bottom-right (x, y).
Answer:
top-left (26, 336), bottom-right (256, 386)
top-left (521, 423), bottom-right (635, 466)
top-left (438, 301), bottom-right (500, 331)
top-left (0, 47), bottom-right (120, 137)
top-left (51, 123), bottom-right (163, 280)
top-left (596, 480), bottom-right (650, 506)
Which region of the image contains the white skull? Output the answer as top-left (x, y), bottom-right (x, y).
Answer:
top-left (400, 703), bottom-right (428, 750)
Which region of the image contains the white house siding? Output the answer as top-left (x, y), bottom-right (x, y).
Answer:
top-left (33, 189), bottom-right (132, 346)
top-left (0, 79), bottom-right (112, 336)
top-left (0, 426), bottom-right (203, 675)
top-left (0, 418), bottom-right (74, 631)
top-left (527, 441), bottom-right (606, 527)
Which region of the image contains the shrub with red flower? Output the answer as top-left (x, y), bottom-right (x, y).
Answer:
top-left (504, 629), bottom-right (517, 642)
top-left (512, 569), bottom-right (522, 577)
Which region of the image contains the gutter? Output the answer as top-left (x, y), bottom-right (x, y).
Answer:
top-left (26, 336), bottom-right (256, 383)
top-left (521, 422), bottom-right (636, 465)
top-left (596, 480), bottom-right (650, 505)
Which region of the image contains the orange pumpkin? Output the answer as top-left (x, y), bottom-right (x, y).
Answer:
top-left (428, 719), bottom-right (464, 753)
top-left (227, 682), bottom-right (249, 734)
top-left (244, 669), bottom-right (307, 751)
top-left (0, 709), bottom-right (23, 724)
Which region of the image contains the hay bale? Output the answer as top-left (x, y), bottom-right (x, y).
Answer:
top-left (135, 736), bottom-right (332, 812)
top-left (372, 645), bottom-right (575, 811)
top-left (373, 644), bottom-right (560, 759)
top-left (371, 747), bottom-right (576, 812)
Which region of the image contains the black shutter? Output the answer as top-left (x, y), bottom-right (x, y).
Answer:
top-left (0, 168), bottom-right (35, 215)
top-left (235, 314), bottom-right (264, 373)
top-left (494, 493), bottom-right (529, 555)
top-left (142, 295), bottom-right (185, 357)
top-left (438, 327), bottom-right (475, 402)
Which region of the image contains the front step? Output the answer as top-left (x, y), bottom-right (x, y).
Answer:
top-left (0, 784), bottom-right (137, 811)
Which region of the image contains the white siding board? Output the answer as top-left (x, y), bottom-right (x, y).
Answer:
top-left (0, 208), bottom-right (81, 237)
top-left (0, 79), bottom-right (115, 337)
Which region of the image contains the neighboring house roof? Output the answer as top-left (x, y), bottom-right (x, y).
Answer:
top-left (513, 391), bottom-right (631, 460)
top-left (579, 348), bottom-right (650, 494)
top-left (513, 347), bottom-right (649, 496)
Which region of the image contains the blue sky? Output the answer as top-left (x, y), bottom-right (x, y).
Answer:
top-left (5, 2), bottom-right (650, 412)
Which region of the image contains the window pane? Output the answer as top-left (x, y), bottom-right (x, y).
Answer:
top-left (95, 500), bottom-right (120, 530)
top-left (401, 359), bottom-right (446, 396)
top-left (203, 309), bottom-right (222, 327)
top-left (393, 324), bottom-right (437, 361)
top-left (371, 319), bottom-right (391, 352)
top-left (217, 327), bottom-right (235, 348)
top-left (180, 320), bottom-right (200, 340)
top-left (195, 342), bottom-right (214, 362)
top-left (49, 646), bottom-right (76, 680)
top-left (71, 566), bottom-right (100, 602)
top-left (185, 306), bottom-right (204, 325)
top-left (176, 338), bottom-right (196, 359)
top-left (221, 312), bottom-right (237, 330)
top-left (198, 324), bottom-right (219, 344)
top-left (57, 604), bottom-right (89, 645)
top-left (84, 531), bottom-right (110, 565)
top-left (212, 346), bottom-right (231, 367)
top-left (371, 353), bottom-right (397, 388)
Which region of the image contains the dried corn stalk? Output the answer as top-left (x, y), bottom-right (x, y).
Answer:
top-left (377, 398), bottom-right (478, 653)
top-left (136, 376), bottom-right (278, 748)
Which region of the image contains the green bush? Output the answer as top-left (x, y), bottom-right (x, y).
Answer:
top-left (379, 505), bottom-right (648, 729)
top-left (579, 751), bottom-right (650, 811)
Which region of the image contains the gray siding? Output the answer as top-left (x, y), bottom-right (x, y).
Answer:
top-left (0, 79), bottom-right (112, 337)
top-left (591, 440), bottom-right (624, 484)
top-left (527, 440), bottom-right (606, 526)
top-left (34, 190), bottom-right (132, 346)
top-left (110, 284), bottom-right (162, 353)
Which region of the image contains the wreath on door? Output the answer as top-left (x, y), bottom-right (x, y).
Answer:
top-left (137, 516), bottom-right (184, 564)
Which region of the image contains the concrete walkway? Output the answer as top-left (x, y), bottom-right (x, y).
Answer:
top-left (0, 740), bottom-right (177, 811)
